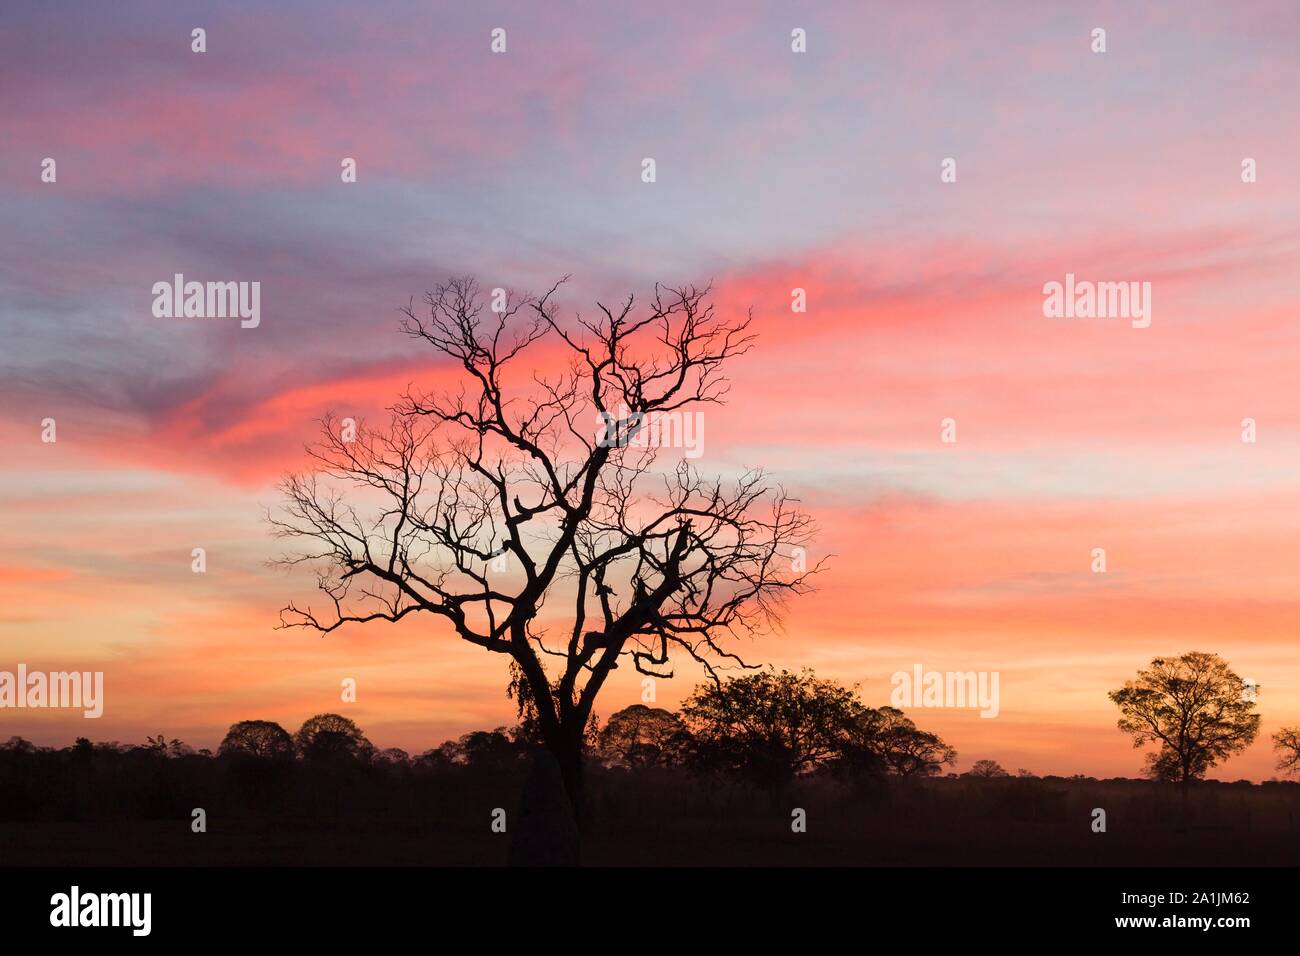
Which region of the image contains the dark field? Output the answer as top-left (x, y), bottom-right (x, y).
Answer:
top-left (4, 768), bottom-right (1298, 866)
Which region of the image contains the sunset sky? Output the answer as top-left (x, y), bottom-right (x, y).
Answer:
top-left (3, 0), bottom-right (1300, 780)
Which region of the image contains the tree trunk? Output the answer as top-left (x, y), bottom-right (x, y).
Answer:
top-left (1179, 771), bottom-right (1192, 828)
top-left (508, 747), bottom-right (581, 866)
top-left (553, 729), bottom-right (587, 827)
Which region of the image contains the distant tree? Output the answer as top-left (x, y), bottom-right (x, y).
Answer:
top-left (375, 747), bottom-right (411, 766)
top-left (218, 720), bottom-right (295, 760)
top-left (966, 759), bottom-right (1010, 778)
top-left (295, 713), bottom-right (375, 763)
top-left (1272, 727), bottom-right (1300, 776)
top-left (598, 705), bottom-right (689, 768)
top-left (413, 747), bottom-right (455, 771)
top-left (142, 734), bottom-right (192, 758)
top-left (0, 737), bottom-right (36, 754)
top-left (680, 670), bottom-right (861, 794)
top-left (461, 729), bottom-right (519, 766)
top-left (1109, 652), bottom-right (1260, 788)
top-left (1015, 768), bottom-right (1035, 778)
top-left (842, 706), bottom-right (957, 778)
top-left (434, 729), bottom-right (521, 769)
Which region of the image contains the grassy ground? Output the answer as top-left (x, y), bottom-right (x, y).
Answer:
top-left (4, 775), bottom-right (1297, 866)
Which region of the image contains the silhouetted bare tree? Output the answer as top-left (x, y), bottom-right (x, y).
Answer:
top-left (1109, 652), bottom-right (1260, 788)
top-left (272, 277), bottom-right (819, 814)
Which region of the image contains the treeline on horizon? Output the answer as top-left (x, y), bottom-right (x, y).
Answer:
top-left (0, 670), bottom-right (951, 821)
top-left (4, 668), bottom-right (1299, 828)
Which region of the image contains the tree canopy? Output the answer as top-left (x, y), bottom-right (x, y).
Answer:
top-left (272, 277), bottom-right (820, 808)
top-left (294, 713), bottom-right (375, 763)
top-left (219, 720), bottom-right (295, 760)
top-left (680, 669), bottom-right (956, 791)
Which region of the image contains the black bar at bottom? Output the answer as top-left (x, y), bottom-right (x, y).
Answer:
top-left (0, 866), bottom-right (1277, 941)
